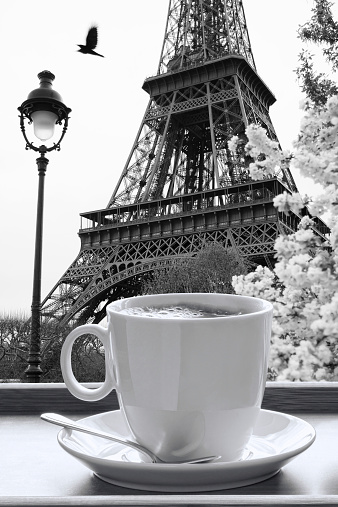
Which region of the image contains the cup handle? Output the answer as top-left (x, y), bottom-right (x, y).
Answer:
top-left (60, 324), bottom-right (116, 402)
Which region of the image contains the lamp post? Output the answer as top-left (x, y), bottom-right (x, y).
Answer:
top-left (18, 71), bottom-right (71, 382)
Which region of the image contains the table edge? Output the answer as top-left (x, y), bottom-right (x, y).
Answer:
top-left (1, 494), bottom-right (338, 506)
top-left (1, 382), bottom-right (337, 414)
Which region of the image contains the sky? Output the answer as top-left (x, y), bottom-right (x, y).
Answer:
top-left (0, 0), bottom-right (336, 316)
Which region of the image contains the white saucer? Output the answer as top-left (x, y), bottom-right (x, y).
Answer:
top-left (57, 409), bottom-right (315, 492)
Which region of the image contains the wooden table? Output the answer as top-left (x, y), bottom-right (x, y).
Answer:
top-left (1, 382), bottom-right (337, 506)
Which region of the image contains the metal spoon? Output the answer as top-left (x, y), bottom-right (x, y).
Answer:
top-left (41, 412), bottom-right (220, 465)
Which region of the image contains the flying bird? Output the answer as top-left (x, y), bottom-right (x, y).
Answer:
top-left (77, 26), bottom-right (104, 58)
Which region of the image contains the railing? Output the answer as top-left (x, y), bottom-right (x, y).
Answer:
top-left (156, 51), bottom-right (255, 77)
top-left (80, 185), bottom-right (275, 232)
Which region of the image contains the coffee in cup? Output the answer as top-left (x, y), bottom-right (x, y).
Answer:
top-left (61, 293), bottom-right (272, 462)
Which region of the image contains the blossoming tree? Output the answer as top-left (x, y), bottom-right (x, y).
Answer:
top-left (231, 0), bottom-right (338, 381)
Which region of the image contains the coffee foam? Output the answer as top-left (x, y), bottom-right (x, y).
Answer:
top-left (119, 304), bottom-right (242, 319)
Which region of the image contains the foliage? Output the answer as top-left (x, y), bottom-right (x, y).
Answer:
top-left (142, 243), bottom-right (248, 295)
top-left (230, 103), bottom-right (338, 380)
top-left (0, 314), bottom-right (105, 382)
top-left (296, 0), bottom-right (338, 106)
top-left (0, 313), bottom-right (30, 381)
top-left (295, 50), bottom-right (338, 107)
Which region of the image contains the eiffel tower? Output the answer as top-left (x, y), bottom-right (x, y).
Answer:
top-left (42, 0), bottom-right (329, 325)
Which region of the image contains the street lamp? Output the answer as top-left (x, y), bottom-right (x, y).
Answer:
top-left (18, 70), bottom-right (71, 382)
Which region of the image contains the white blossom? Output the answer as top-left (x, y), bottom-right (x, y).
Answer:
top-left (228, 135), bottom-right (240, 153)
top-left (273, 192), bottom-right (304, 215)
top-left (244, 124), bottom-right (287, 180)
top-left (231, 95), bottom-right (338, 381)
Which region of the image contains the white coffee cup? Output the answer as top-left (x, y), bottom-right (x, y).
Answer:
top-left (61, 293), bottom-right (272, 462)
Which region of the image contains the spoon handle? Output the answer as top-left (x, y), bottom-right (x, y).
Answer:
top-left (40, 412), bottom-right (158, 462)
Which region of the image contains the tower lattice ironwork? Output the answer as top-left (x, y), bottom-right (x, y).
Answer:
top-left (42, 0), bottom-right (329, 325)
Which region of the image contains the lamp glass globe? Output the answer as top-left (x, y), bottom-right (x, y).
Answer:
top-left (31, 110), bottom-right (58, 142)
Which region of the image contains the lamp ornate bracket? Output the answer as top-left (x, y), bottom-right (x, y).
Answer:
top-left (18, 98), bottom-right (71, 155)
